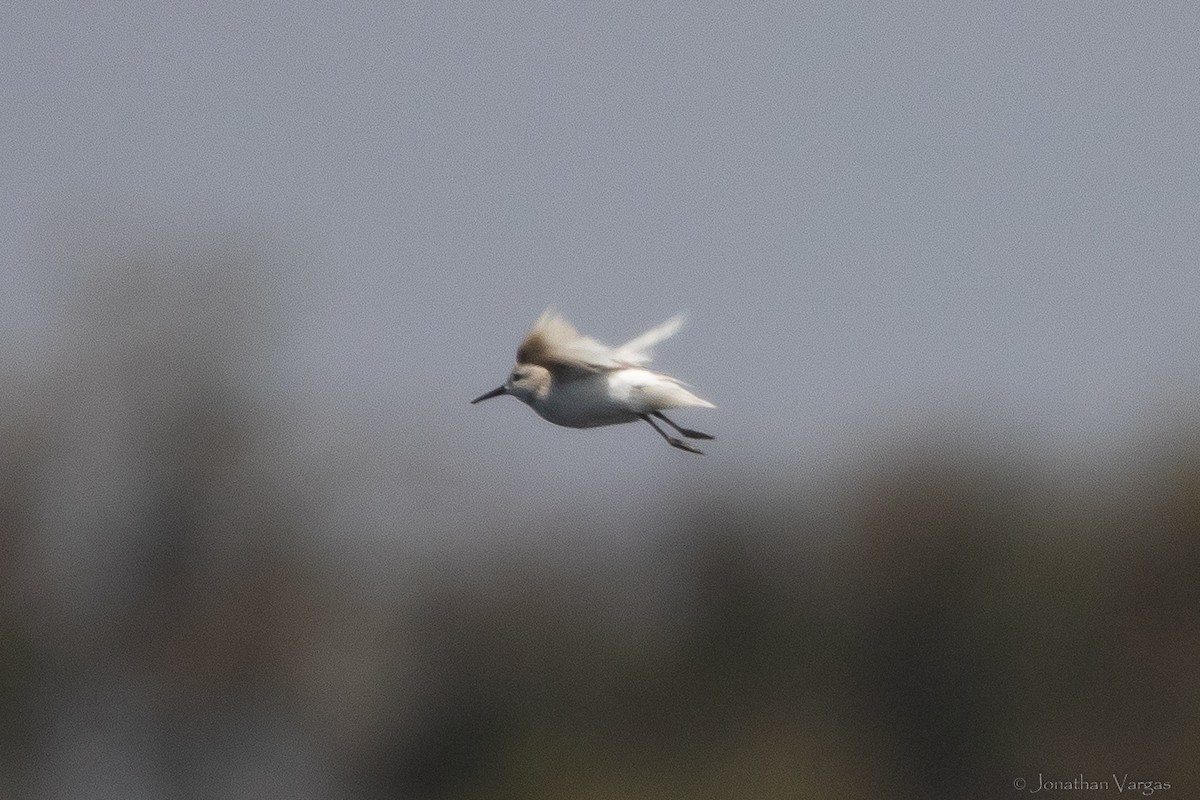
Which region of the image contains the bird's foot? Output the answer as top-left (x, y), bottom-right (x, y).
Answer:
top-left (668, 437), bottom-right (705, 455)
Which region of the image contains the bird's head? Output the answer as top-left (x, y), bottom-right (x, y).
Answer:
top-left (471, 363), bottom-right (551, 407)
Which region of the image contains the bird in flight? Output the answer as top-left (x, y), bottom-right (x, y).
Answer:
top-left (471, 309), bottom-right (715, 454)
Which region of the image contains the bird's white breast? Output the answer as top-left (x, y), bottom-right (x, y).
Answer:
top-left (528, 372), bottom-right (641, 428)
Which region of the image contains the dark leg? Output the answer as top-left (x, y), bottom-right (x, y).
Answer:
top-left (641, 414), bottom-right (705, 454)
top-left (652, 411), bottom-right (714, 440)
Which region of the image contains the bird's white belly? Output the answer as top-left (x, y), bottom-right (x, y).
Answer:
top-left (532, 376), bottom-right (640, 428)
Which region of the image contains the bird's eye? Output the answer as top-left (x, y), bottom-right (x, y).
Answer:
top-left (510, 373), bottom-right (521, 382)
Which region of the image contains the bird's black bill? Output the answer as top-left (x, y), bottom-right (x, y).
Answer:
top-left (470, 386), bottom-right (507, 404)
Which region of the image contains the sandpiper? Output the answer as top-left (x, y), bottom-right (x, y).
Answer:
top-left (471, 309), bottom-right (716, 454)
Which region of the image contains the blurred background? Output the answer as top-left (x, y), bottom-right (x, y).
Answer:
top-left (3, 4), bottom-right (1199, 798)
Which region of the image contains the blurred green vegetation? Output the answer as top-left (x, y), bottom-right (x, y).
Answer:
top-left (2, 238), bottom-right (1196, 799)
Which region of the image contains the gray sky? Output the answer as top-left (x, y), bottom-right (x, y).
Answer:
top-left (5, 3), bottom-right (1200, 550)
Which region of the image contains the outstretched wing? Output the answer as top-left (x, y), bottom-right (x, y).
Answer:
top-left (612, 314), bottom-right (683, 366)
top-left (516, 309), bottom-right (611, 372)
top-left (516, 309), bottom-right (684, 373)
